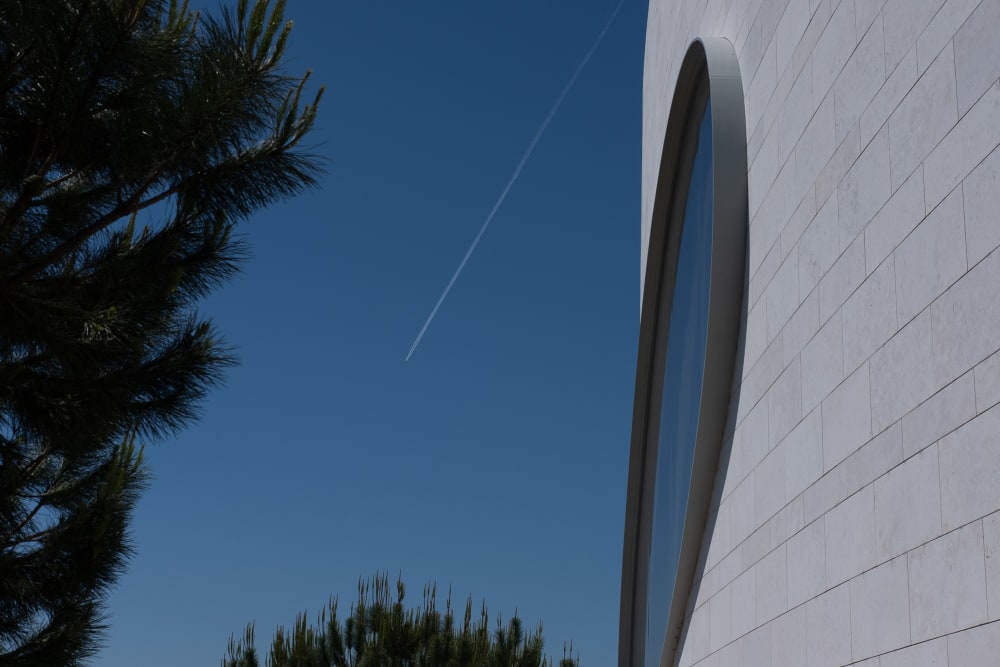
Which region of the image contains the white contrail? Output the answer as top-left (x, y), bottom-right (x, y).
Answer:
top-left (405, 0), bottom-right (626, 362)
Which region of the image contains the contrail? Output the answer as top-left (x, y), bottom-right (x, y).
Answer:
top-left (405, 0), bottom-right (626, 362)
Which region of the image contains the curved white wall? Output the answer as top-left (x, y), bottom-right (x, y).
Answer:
top-left (640, 0), bottom-right (1000, 665)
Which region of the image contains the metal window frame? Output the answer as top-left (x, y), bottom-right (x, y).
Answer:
top-left (619, 37), bottom-right (748, 667)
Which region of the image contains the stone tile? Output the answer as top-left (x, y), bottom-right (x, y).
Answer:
top-left (710, 585), bottom-right (732, 654)
top-left (799, 194), bottom-right (840, 301)
top-left (825, 485), bottom-right (876, 587)
top-left (739, 2), bottom-right (765, 85)
top-left (811, 0), bottom-right (856, 104)
top-left (686, 600), bottom-right (711, 664)
top-left (751, 122), bottom-right (781, 227)
top-left (703, 0), bottom-right (728, 33)
top-left (975, 349), bottom-right (1000, 414)
top-left (745, 298), bottom-right (768, 374)
top-left (769, 357), bottom-right (802, 449)
top-left (870, 310), bottom-right (936, 434)
top-left (842, 256), bottom-right (897, 374)
top-left (787, 517), bottom-right (826, 608)
top-left (756, 544), bottom-right (788, 624)
top-left (963, 144), bottom-right (1000, 268)
top-left (726, 434), bottom-right (747, 503)
top-left (954, 0), bottom-right (1000, 115)
top-left (716, 547), bottom-right (743, 599)
top-left (715, 640), bottom-right (741, 667)
top-left (822, 362), bottom-right (872, 471)
top-left (757, 75), bottom-right (788, 147)
top-left (771, 605), bottom-right (806, 667)
top-left (696, 564), bottom-right (718, 612)
top-left (783, 290), bottom-right (820, 368)
top-left (737, 397), bottom-right (771, 486)
top-left (908, 521), bottom-right (988, 642)
top-left (795, 92), bottom-right (836, 202)
top-left (843, 421), bottom-right (903, 496)
top-left (854, 0), bottom-right (883, 41)
top-left (746, 125), bottom-right (769, 188)
top-left (748, 41), bottom-right (779, 156)
top-left (751, 236), bottom-right (785, 310)
top-left (739, 377), bottom-right (765, 433)
top-left (887, 43), bottom-right (958, 191)
top-left (757, 444), bottom-right (788, 526)
top-left (749, 212), bottom-right (768, 286)
top-left (819, 234), bottom-right (866, 323)
top-left (850, 556), bottom-right (910, 660)
top-left (802, 311), bottom-right (844, 414)
top-left (874, 445), bottom-right (943, 560)
top-left (931, 245), bottom-right (1000, 388)
top-left (777, 55), bottom-right (814, 167)
top-left (879, 636), bottom-right (947, 667)
top-left (916, 0), bottom-right (982, 74)
top-left (834, 13), bottom-right (885, 146)
top-left (861, 46), bottom-right (918, 146)
top-left (947, 621), bottom-right (1000, 666)
top-left (767, 251), bottom-right (801, 341)
top-left (776, 0), bottom-right (811, 78)
top-left (939, 403), bottom-right (1000, 531)
top-left (893, 185), bottom-right (967, 325)
top-left (772, 495), bottom-right (805, 548)
top-left (758, 0), bottom-right (791, 57)
top-left (707, 502), bottom-right (732, 571)
top-left (985, 512), bottom-right (1000, 621)
top-left (731, 473), bottom-right (758, 548)
top-left (900, 370), bottom-right (975, 459)
top-left (744, 521), bottom-right (773, 571)
top-left (742, 623), bottom-right (772, 666)
top-left (766, 161), bottom-right (801, 259)
top-left (791, 0), bottom-right (828, 71)
top-left (804, 461), bottom-right (847, 525)
top-left (781, 186), bottom-right (817, 260)
top-left (731, 565), bottom-right (757, 639)
top-left (882, 0), bottom-right (946, 73)
top-left (784, 408), bottom-right (823, 501)
top-left (838, 126), bottom-right (892, 252)
top-left (864, 167), bottom-right (926, 275)
top-left (805, 583), bottom-right (851, 667)
top-left (924, 80), bottom-right (1000, 210)
top-left (817, 118), bottom-right (863, 209)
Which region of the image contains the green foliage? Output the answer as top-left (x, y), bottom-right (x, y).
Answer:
top-left (222, 574), bottom-right (581, 667)
top-left (0, 0), bottom-right (322, 664)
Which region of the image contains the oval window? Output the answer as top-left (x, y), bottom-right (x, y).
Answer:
top-left (644, 94), bottom-right (714, 667)
top-left (620, 38), bottom-right (747, 667)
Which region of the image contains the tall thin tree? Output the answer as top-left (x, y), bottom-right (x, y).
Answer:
top-left (0, 1), bottom-right (323, 664)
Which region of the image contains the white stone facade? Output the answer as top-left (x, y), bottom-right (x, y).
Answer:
top-left (640, 0), bottom-right (1000, 665)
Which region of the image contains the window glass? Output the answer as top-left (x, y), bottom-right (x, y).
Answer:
top-left (644, 97), bottom-right (714, 667)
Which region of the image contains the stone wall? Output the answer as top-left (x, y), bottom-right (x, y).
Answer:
top-left (640, 0), bottom-right (1000, 664)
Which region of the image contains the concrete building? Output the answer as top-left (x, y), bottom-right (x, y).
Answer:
top-left (620, 1), bottom-right (1000, 666)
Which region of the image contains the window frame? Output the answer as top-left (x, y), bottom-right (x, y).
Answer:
top-left (619, 37), bottom-right (748, 667)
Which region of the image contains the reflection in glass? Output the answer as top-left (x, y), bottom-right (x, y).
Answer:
top-left (644, 98), bottom-right (714, 667)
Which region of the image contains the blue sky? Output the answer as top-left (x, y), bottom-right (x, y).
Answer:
top-left (98, 2), bottom-right (646, 665)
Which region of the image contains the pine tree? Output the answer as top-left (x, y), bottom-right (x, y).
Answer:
top-left (0, 1), bottom-right (322, 664)
top-left (221, 574), bottom-right (581, 667)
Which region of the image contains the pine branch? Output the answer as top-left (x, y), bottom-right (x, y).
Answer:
top-left (0, 1), bottom-right (323, 662)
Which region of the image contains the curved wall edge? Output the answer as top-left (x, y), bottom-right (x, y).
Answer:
top-left (620, 36), bottom-right (747, 667)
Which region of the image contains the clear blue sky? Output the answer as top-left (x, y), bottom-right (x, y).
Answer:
top-left (98, 2), bottom-right (645, 665)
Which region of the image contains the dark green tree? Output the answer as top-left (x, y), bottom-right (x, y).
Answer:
top-left (0, 0), bottom-right (322, 664)
top-left (222, 574), bottom-right (580, 667)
